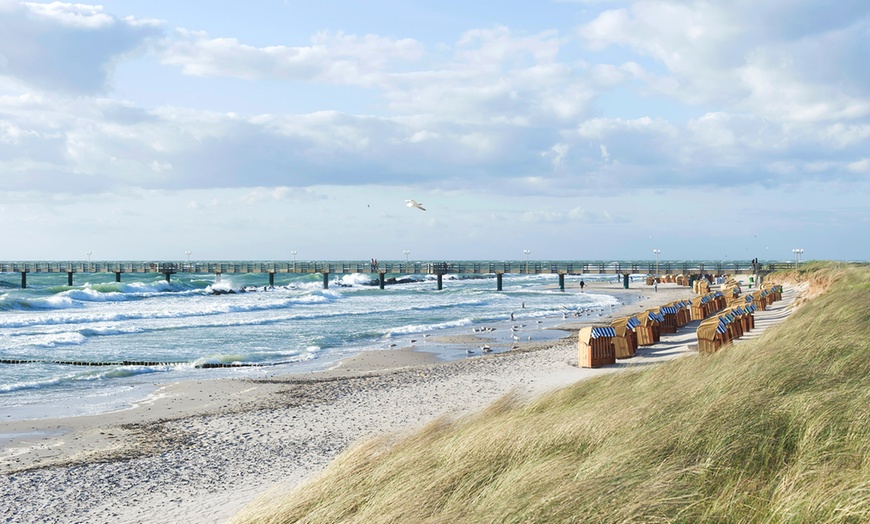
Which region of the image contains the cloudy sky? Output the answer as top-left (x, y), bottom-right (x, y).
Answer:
top-left (1, 0), bottom-right (867, 262)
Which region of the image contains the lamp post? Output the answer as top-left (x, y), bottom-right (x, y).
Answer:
top-left (524, 249), bottom-right (531, 274)
top-left (653, 249), bottom-right (661, 276)
top-left (403, 250), bottom-right (410, 267)
top-left (185, 251), bottom-right (191, 263)
top-left (291, 250), bottom-right (297, 271)
top-left (86, 251), bottom-right (92, 271)
top-left (792, 248), bottom-right (804, 268)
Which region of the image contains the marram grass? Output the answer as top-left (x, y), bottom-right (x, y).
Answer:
top-left (233, 263), bottom-right (870, 523)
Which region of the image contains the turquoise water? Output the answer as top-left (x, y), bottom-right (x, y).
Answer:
top-left (0, 260), bottom-right (755, 421)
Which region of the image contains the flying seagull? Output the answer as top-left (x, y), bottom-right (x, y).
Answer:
top-left (405, 199), bottom-right (426, 211)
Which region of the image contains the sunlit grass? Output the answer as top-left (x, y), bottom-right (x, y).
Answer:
top-left (233, 263), bottom-right (870, 523)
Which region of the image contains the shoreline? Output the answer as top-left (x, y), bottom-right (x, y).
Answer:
top-left (0, 279), bottom-right (794, 523)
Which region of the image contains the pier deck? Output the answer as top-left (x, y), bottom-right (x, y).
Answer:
top-left (1, 260), bottom-right (784, 290)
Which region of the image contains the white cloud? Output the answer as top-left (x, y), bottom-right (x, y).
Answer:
top-left (0, 2), bottom-right (163, 94)
top-left (846, 158), bottom-right (870, 173)
top-left (159, 29), bottom-right (424, 85)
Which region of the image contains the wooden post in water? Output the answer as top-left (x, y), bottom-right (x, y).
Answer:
top-left (437, 274), bottom-right (443, 290)
top-left (379, 272), bottom-right (385, 289)
top-left (623, 273), bottom-right (630, 289)
top-left (215, 272), bottom-right (222, 282)
top-left (322, 272), bottom-right (329, 289)
top-left (496, 272), bottom-right (503, 291)
top-left (21, 271), bottom-right (27, 289)
top-left (164, 272), bottom-right (171, 283)
top-left (269, 272), bottom-right (275, 287)
top-left (559, 273), bottom-right (565, 291)
top-left (68, 272), bottom-right (74, 286)
top-left (115, 272), bottom-right (121, 283)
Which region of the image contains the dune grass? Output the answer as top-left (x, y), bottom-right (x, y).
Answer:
top-left (233, 263), bottom-right (870, 523)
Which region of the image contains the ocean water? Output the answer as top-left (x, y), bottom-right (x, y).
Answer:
top-left (0, 261), bottom-right (697, 422)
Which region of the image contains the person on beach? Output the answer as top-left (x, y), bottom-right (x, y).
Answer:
top-left (654, 282), bottom-right (658, 292)
top-left (580, 280), bottom-right (585, 292)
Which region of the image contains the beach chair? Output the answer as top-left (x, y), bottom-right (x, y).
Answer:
top-left (669, 300), bottom-right (690, 327)
top-left (697, 316), bottom-right (731, 354)
top-left (719, 311), bottom-right (742, 340)
top-left (658, 305), bottom-right (679, 334)
top-left (578, 326), bottom-right (616, 368)
top-left (635, 310), bottom-right (663, 345)
top-left (611, 316), bottom-right (641, 359)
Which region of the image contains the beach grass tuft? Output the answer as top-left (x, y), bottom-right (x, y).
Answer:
top-left (232, 262), bottom-right (870, 523)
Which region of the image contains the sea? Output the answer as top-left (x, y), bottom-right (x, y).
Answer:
top-left (0, 259), bottom-right (754, 423)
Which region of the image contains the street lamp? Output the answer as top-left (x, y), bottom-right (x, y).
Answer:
top-left (653, 249), bottom-right (661, 276)
top-left (403, 250), bottom-right (410, 266)
top-left (185, 251), bottom-right (191, 263)
top-left (792, 248), bottom-right (804, 267)
top-left (86, 251), bottom-right (92, 270)
top-left (291, 250), bottom-right (297, 271)
top-left (524, 249), bottom-right (531, 274)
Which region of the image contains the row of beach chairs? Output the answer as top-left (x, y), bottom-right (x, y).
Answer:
top-left (696, 283), bottom-right (782, 353)
top-left (577, 280), bottom-right (784, 367)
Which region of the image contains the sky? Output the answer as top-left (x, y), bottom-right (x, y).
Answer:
top-left (1, 0), bottom-right (868, 262)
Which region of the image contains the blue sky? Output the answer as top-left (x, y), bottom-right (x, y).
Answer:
top-left (0, 0), bottom-right (867, 262)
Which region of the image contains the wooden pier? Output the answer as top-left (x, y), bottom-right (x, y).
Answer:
top-left (1, 260), bottom-right (782, 290)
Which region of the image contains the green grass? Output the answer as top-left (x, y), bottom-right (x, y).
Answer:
top-left (233, 263), bottom-right (870, 523)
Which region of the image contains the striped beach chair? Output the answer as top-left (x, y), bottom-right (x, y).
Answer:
top-left (578, 326), bottom-right (617, 368)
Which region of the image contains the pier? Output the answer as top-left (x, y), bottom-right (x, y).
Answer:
top-left (1, 260), bottom-right (782, 291)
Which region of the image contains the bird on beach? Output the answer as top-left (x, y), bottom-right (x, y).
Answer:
top-left (466, 348), bottom-right (475, 355)
top-left (405, 199), bottom-right (426, 211)
top-left (481, 345), bottom-right (492, 353)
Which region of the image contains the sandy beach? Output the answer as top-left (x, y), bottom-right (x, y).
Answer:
top-left (0, 279), bottom-right (800, 523)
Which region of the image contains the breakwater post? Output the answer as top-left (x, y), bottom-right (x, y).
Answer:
top-left (322, 272), bottom-right (329, 289)
top-left (379, 272), bottom-right (385, 289)
top-left (21, 271), bottom-right (26, 289)
top-left (68, 272), bottom-right (73, 286)
top-left (496, 272), bottom-right (503, 291)
top-left (559, 273), bottom-right (565, 291)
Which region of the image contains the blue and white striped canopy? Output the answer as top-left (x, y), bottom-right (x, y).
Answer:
top-left (746, 303), bottom-right (757, 313)
top-left (646, 311), bottom-right (664, 322)
top-left (590, 326), bottom-right (616, 338)
top-left (660, 306), bottom-right (678, 315)
top-left (716, 320), bottom-right (728, 334)
top-left (732, 306), bottom-right (745, 315)
top-left (626, 317), bottom-right (641, 330)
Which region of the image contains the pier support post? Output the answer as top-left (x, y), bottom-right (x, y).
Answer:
top-left (164, 273), bottom-right (171, 283)
top-left (115, 272), bottom-right (121, 283)
top-left (559, 273), bottom-right (565, 291)
top-left (215, 272), bottom-right (222, 282)
top-left (623, 273), bottom-right (630, 289)
top-left (322, 272), bottom-right (329, 289)
top-left (496, 272), bottom-right (503, 291)
top-left (269, 272), bottom-right (275, 287)
top-left (68, 271), bottom-right (74, 286)
top-left (21, 272), bottom-right (27, 289)
top-left (379, 272), bottom-right (385, 289)
top-left (437, 274), bottom-right (443, 290)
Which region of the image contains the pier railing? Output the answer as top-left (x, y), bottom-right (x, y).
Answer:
top-left (1, 260), bottom-right (792, 276)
